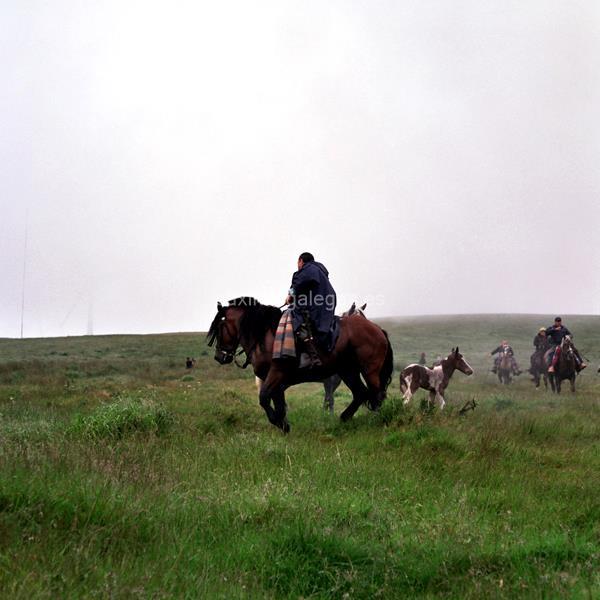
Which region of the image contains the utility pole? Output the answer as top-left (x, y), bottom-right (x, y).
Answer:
top-left (20, 210), bottom-right (28, 339)
top-left (87, 297), bottom-right (94, 336)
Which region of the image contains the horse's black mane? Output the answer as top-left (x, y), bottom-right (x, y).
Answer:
top-left (207, 297), bottom-right (282, 348)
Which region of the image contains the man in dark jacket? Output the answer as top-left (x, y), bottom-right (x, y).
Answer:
top-left (546, 317), bottom-right (586, 372)
top-left (286, 252), bottom-right (337, 367)
top-left (529, 328), bottom-right (549, 375)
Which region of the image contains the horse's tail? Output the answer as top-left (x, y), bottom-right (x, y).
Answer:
top-left (378, 330), bottom-right (394, 399)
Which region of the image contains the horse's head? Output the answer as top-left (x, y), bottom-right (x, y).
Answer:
top-left (207, 297), bottom-right (282, 365)
top-left (562, 335), bottom-right (575, 362)
top-left (450, 347), bottom-right (474, 376)
top-left (207, 301), bottom-right (246, 364)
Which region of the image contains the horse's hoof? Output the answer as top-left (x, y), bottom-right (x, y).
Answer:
top-left (281, 421), bottom-right (290, 434)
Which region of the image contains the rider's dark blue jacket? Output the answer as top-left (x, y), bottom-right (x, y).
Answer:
top-left (545, 325), bottom-right (572, 346)
top-left (290, 261), bottom-right (337, 335)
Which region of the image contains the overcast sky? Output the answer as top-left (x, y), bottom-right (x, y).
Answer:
top-left (1, 1), bottom-right (599, 338)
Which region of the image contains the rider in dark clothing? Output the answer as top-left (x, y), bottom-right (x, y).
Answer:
top-left (286, 252), bottom-right (337, 367)
top-left (491, 341), bottom-right (521, 375)
top-left (533, 330), bottom-right (549, 351)
top-left (529, 328), bottom-right (549, 375)
top-left (545, 322), bottom-right (572, 346)
top-left (546, 317), bottom-right (586, 372)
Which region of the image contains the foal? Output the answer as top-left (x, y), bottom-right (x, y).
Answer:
top-left (400, 347), bottom-right (473, 409)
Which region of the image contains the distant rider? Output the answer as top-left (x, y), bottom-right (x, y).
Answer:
top-left (490, 340), bottom-right (521, 375)
top-left (546, 317), bottom-right (586, 373)
top-left (529, 328), bottom-right (549, 375)
top-left (285, 252), bottom-right (337, 368)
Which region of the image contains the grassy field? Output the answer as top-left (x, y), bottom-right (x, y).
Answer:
top-left (0, 314), bottom-right (599, 598)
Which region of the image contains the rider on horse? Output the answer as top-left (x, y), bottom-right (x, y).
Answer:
top-left (546, 317), bottom-right (586, 373)
top-left (285, 252), bottom-right (337, 368)
top-left (529, 327), bottom-right (549, 374)
top-left (490, 340), bottom-right (521, 375)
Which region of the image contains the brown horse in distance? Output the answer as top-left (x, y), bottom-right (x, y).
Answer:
top-left (208, 298), bottom-right (393, 432)
top-left (548, 336), bottom-right (577, 394)
top-left (530, 341), bottom-right (550, 390)
top-left (497, 347), bottom-right (513, 385)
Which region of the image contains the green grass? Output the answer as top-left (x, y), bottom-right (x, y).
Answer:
top-left (0, 315), bottom-right (599, 598)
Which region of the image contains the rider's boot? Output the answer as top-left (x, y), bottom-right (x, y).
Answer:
top-left (574, 351), bottom-right (587, 372)
top-left (299, 336), bottom-right (322, 369)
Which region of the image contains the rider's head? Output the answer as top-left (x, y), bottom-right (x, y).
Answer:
top-left (298, 252), bottom-right (314, 270)
top-left (554, 317), bottom-right (562, 327)
top-left (502, 340), bottom-right (508, 346)
top-left (539, 327), bottom-right (546, 334)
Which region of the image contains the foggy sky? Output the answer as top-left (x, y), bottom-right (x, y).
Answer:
top-left (1, 1), bottom-right (599, 338)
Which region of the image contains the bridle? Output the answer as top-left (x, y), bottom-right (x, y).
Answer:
top-left (214, 317), bottom-right (254, 369)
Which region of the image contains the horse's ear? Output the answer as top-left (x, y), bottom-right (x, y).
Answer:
top-left (217, 301), bottom-right (222, 310)
top-left (360, 303), bottom-right (367, 311)
top-left (455, 347), bottom-right (459, 355)
top-left (451, 347), bottom-right (455, 354)
top-left (349, 302), bottom-right (356, 315)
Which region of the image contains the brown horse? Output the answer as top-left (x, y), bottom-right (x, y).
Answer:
top-left (548, 336), bottom-right (577, 394)
top-left (253, 303), bottom-right (368, 414)
top-left (497, 347), bottom-right (513, 385)
top-left (207, 297), bottom-right (393, 432)
top-left (530, 342), bottom-right (549, 390)
top-left (321, 302), bottom-right (368, 413)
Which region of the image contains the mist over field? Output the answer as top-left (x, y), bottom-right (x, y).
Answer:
top-left (2, 1), bottom-right (600, 338)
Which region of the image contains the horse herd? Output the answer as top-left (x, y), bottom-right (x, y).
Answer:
top-left (208, 298), bottom-right (586, 432)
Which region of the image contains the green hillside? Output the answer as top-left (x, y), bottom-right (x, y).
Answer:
top-left (0, 315), bottom-right (598, 598)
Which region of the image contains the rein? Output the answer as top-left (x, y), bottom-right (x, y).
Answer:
top-left (234, 344), bottom-right (255, 369)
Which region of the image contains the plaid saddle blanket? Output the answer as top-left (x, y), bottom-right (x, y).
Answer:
top-left (272, 309), bottom-right (297, 359)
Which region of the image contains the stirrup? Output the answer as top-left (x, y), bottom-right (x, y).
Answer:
top-left (298, 350), bottom-right (322, 369)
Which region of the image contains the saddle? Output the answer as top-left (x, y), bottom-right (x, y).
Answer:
top-left (320, 316), bottom-right (341, 353)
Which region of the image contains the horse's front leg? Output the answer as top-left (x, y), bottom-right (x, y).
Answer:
top-left (436, 391), bottom-right (446, 410)
top-left (272, 386), bottom-right (290, 433)
top-left (570, 376), bottom-right (576, 393)
top-left (259, 368), bottom-right (288, 432)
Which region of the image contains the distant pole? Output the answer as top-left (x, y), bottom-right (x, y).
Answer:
top-left (87, 297), bottom-right (94, 336)
top-left (20, 210), bottom-right (28, 339)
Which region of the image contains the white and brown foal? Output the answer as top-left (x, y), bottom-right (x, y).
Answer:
top-left (399, 347), bottom-right (473, 409)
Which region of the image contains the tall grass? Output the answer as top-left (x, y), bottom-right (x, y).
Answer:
top-left (0, 317), bottom-right (599, 597)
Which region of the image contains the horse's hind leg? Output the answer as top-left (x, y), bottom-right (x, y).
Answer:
top-left (361, 365), bottom-right (387, 410)
top-left (429, 390), bottom-right (436, 408)
top-left (339, 369), bottom-right (368, 422)
top-left (401, 374), bottom-right (413, 404)
top-left (436, 391), bottom-right (446, 410)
